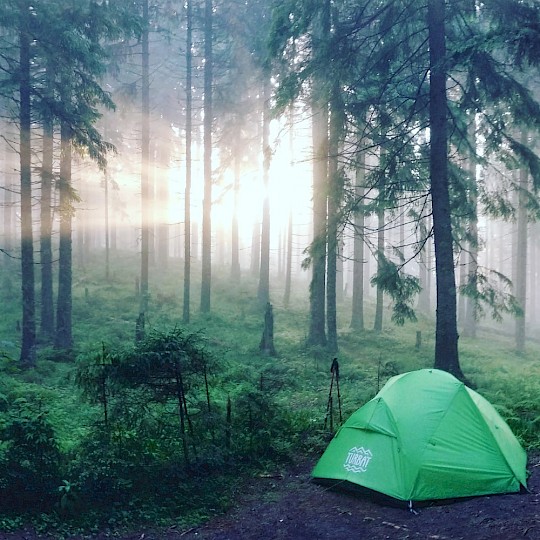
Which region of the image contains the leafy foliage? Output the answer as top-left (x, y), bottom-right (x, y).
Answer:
top-left (370, 256), bottom-right (421, 325)
top-left (0, 399), bottom-right (62, 512)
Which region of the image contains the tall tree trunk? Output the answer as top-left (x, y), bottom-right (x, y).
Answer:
top-left (326, 82), bottom-right (342, 352)
top-left (55, 119), bottom-right (73, 351)
top-left (183, 0), bottom-right (193, 323)
top-left (250, 222), bottom-right (260, 276)
top-left (307, 1), bottom-right (330, 347)
top-left (257, 76), bottom-right (271, 305)
top-left (429, 0), bottom-right (463, 378)
top-left (373, 148), bottom-right (386, 333)
top-left (283, 208), bottom-right (293, 307)
top-left (457, 251), bottom-right (467, 324)
top-left (200, 0), bottom-right (213, 313)
top-left (3, 137), bottom-right (14, 257)
top-left (515, 130), bottom-right (529, 353)
top-left (307, 96), bottom-right (328, 347)
top-left (19, 4), bottom-right (36, 367)
top-left (104, 166), bottom-right (110, 281)
top-left (231, 152), bottom-right (241, 280)
top-left (40, 62), bottom-right (54, 340)
top-left (156, 146), bottom-right (169, 269)
top-left (283, 103), bottom-right (295, 308)
top-left (139, 0), bottom-right (150, 324)
top-left (350, 139), bottom-right (366, 331)
top-left (462, 119), bottom-right (478, 338)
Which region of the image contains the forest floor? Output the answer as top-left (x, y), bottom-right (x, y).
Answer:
top-left (2, 453), bottom-right (538, 540)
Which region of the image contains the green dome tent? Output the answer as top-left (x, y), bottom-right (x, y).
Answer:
top-left (312, 369), bottom-right (527, 505)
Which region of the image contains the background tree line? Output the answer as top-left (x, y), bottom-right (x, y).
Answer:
top-left (1, 0), bottom-right (540, 375)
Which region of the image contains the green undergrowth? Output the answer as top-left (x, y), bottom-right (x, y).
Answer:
top-left (0, 254), bottom-right (539, 535)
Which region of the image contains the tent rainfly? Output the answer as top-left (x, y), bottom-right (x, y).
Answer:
top-left (312, 369), bottom-right (527, 506)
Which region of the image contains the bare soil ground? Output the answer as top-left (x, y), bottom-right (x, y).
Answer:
top-left (2, 454), bottom-right (538, 540)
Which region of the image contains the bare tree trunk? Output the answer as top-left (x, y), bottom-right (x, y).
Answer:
top-left (284, 208), bottom-right (293, 307)
top-left (55, 118), bottom-right (73, 351)
top-left (350, 138), bottom-right (365, 331)
top-left (231, 152), bottom-right (241, 280)
top-left (19, 5), bottom-right (36, 367)
top-left (462, 120), bottom-right (478, 338)
top-left (104, 166), bottom-right (110, 281)
top-left (326, 80), bottom-right (342, 352)
top-left (429, 0), bottom-right (463, 378)
top-left (40, 62), bottom-right (55, 340)
top-left (250, 222), bottom-right (260, 276)
top-left (515, 130), bottom-right (529, 353)
top-left (373, 171), bottom-right (385, 333)
top-left (307, 0), bottom-right (330, 348)
top-left (140, 0), bottom-right (150, 324)
top-left (183, 0), bottom-right (193, 323)
top-left (156, 146), bottom-right (170, 269)
top-left (257, 76), bottom-right (271, 305)
top-left (2, 136), bottom-right (14, 257)
top-left (307, 94), bottom-right (328, 347)
top-left (200, 0), bottom-right (213, 313)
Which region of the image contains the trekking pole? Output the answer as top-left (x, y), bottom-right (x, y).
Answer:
top-left (332, 358), bottom-right (343, 425)
top-left (324, 362), bottom-right (336, 430)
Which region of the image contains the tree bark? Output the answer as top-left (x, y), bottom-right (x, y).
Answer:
top-left (55, 118), bottom-right (73, 351)
top-left (200, 0), bottom-right (213, 313)
top-left (231, 152), bottom-right (241, 280)
top-left (350, 139), bottom-right (366, 331)
top-left (515, 130), bottom-right (528, 353)
top-left (257, 76), bottom-right (271, 305)
top-left (373, 147), bottom-right (386, 333)
top-left (429, 0), bottom-right (463, 378)
top-left (183, 0), bottom-right (193, 323)
top-left (326, 82), bottom-right (342, 352)
top-left (40, 61), bottom-right (55, 340)
top-left (140, 0), bottom-right (150, 321)
top-left (19, 4), bottom-right (36, 367)
top-left (307, 1), bottom-right (330, 347)
top-left (462, 119), bottom-right (478, 338)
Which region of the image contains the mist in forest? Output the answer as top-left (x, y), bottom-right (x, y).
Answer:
top-left (0, 0), bottom-right (539, 365)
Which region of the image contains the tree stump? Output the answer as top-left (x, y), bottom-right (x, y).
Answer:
top-left (135, 312), bottom-right (145, 342)
top-left (259, 302), bottom-right (276, 356)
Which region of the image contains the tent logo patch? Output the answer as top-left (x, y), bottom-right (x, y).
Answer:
top-left (344, 446), bottom-right (373, 473)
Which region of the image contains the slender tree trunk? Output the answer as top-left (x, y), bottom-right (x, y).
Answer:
top-left (231, 152), bottom-right (240, 280)
top-left (429, 0), bottom-right (463, 378)
top-left (257, 76), bottom-right (271, 305)
top-left (463, 119), bottom-right (478, 337)
top-left (200, 0), bottom-right (213, 313)
top-left (19, 6), bottom-right (36, 367)
top-left (3, 138), bottom-right (14, 257)
top-left (515, 130), bottom-right (529, 353)
top-left (307, 1), bottom-right (330, 347)
top-left (250, 222), bottom-right (260, 276)
top-left (183, 0), bottom-right (193, 323)
top-left (373, 149), bottom-right (385, 333)
top-left (284, 208), bottom-right (293, 307)
top-left (457, 250), bottom-right (467, 324)
top-left (326, 82), bottom-right (342, 352)
top-left (350, 139), bottom-right (365, 331)
top-left (104, 166), bottom-right (110, 281)
top-left (307, 96), bottom-right (328, 347)
top-left (140, 0), bottom-right (150, 323)
top-left (55, 119), bottom-right (73, 351)
top-left (40, 63), bottom-right (54, 340)
top-left (156, 146), bottom-right (169, 269)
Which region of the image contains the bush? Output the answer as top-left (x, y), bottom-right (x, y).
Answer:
top-left (0, 398), bottom-right (63, 512)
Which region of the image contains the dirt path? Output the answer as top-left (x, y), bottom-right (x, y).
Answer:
top-left (1, 455), bottom-right (538, 540)
top-left (130, 454), bottom-right (539, 540)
